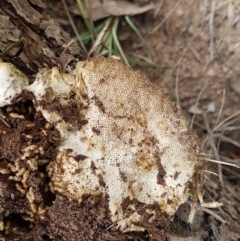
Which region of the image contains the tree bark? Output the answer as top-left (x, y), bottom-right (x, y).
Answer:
top-left (0, 0), bottom-right (83, 77)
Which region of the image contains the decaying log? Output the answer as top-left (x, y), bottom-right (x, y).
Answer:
top-left (0, 0), bottom-right (83, 77)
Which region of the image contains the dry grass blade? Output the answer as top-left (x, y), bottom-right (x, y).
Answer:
top-left (175, 65), bottom-right (180, 109)
top-left (0, 116), bottom-right (11, 128)
top-left (214, 110), bottom-right (240, 132)
top-left (198, 205), bottom-right (227, 223)
top-left (163, 24), bottom-right (204, 84)
top-left (220, 155), bottom-right (240, 166)
top-left (209, 1), bottom-right (216, 61)
top-left (214, 135), bottom-right (240, 149)
top-left (89, 17), bottom-right (113, 55)
top-left (204, 158), bottom-right (240, 168)
top-left (153, 0), bottom-right (166, 18)
top-left (202, 169), bottom-right (219, 177)
top-left (150, 0), bottom-right (182, 34)
top-left (203, 113), bottom-right (224, 185)
top-left (214, 89), bottom-right (225, 130)
top-left (190, 80), bottom-right (208, 129)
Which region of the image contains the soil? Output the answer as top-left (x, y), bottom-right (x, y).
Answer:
top-left (1, 0), bottom-right (240, 241)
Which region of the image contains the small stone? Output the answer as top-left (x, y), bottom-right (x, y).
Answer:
top-left (206, 68), bottom-right (216, 77)
top-left (188, 105), bottom-right (202, 114)
top-left (207, 102), bottom-right (216, 113)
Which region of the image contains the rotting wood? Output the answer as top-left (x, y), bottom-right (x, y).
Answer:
top-left (0, 0), bottom-right (83, 77)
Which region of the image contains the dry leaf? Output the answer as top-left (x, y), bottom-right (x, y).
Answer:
top-left (86, 0), bottom-right (155, 21)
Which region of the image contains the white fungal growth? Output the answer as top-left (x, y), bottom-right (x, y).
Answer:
top-left (0, 62), bottom-right (29, 107)
top-left (0, 57), bottom-right (199, 232)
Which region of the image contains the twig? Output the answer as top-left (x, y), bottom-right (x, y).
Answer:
top-left (203, 114), bottom-right (224, 185)
top-left (213, 135), bottom-right (240, 149)
top-left (214, 110), bottom-right (240, 132)
top-left (175, 65), bottom-right (180, 109)
top-left (89, 17), bottom-right (113, 55)
top-left (153, 0), bottom-right (166, 18)
top-left (0, 116), bottom-right (11, 128)
top-left (204, 158), bottom-right (240, 169)
top-left (150, 0), bottom-right (182, 34)
top-left (198, 205), bottom-right (227, 224)
top-left (209, 1), bottom-right (216, 61)
top-left (163, 25), bottom-right (204, 84)
top-left (214, 89), bottom-right (225, 131)
top-left (190, 80), bottom-right (208, 129)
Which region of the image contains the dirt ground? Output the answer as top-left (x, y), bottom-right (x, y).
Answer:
top-left (128, 1), bottom-right (240, 240)
top-left (1, 0), bottom-right (240, 240)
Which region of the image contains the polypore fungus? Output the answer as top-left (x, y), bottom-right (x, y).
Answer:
top-left (0, 57), bottom-right (199, 232)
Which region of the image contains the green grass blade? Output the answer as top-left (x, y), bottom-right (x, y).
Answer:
top-left (76, 0), bottom-right (95, 42)
top-left (90, 17), bottom-right (113, 55)
top-left (74, 20), bottom-right (107, 45)
top-left (127, 56), bottom-right (164, 68)
top-left (112, 18), bottom-right (130, 66)
top-left (124, 15), bottom-right (145, 43)
top-left (107, 33), bottom-right (113, 57)
top-left (0, 38), bottom-right (24, 58)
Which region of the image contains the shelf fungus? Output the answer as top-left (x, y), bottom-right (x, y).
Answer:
top-left (0, 57), bottom-right (199, 233)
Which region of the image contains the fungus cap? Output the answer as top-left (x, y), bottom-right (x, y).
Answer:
top-left (0, 57), bottom-right (199, 232)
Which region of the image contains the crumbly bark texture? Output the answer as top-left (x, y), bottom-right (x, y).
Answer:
top-left (0, 95), bottom-right (170, 241)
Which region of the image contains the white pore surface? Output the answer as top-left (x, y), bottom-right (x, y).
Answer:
top-left (0, 58), bottom-right (199, 229)
top-left (0, 62), bottom-right (28, 107)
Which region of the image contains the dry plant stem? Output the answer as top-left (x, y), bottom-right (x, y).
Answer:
top-left (190, 80), bottom-right (208, 129)
top-left (150, 0), bottom-right (182, 34)
top-left (214, 90), bottom-right (225, 131)
top-left (198, 205), bottom-right (227, 224)
top-left (153, 0), bottom-right (166, 18)
top-left (204, 158), bottom-right (240, 168)
top-left (202, 169), bottom-right (219, 177)
top-left (89, 17), bottom-right (112, 55)
top-left (163, 24), bottom-right (204, 83)
top-left (200, 0), bottom-right (208, 25)
top-left (0, 116), bottom-right (11, 128)
top-left (222, 166), bottom-right (240, 180)
top-left (220, 155), bottom-right (240, 167)
top-left (204, 1), bottom-right (235, 68)
top-left (218, 116), bottom-right (240, 130)
top-left (214, 135), bottom-right (240, 149)
top-left (209, 1), bottom-right (216, 61)
top-left (195, 170), bottom-right (204, 204)
top-left (61, 0), bottom-right (86, 51)
top-left (220, 126), bottom-right (240, 131)
top-left (227, 0), bottom-right (234, 24)
top-left (193, 170), bottom-right (223, 220)
top-left (214, 110), bottom-right (240, 132)
top-left (203, 113), bottom-right (223, 185)
top-left (190, 46), bottom-right (202, 63)
top-left (175, 65), bottom-right (180, 109)
top-left (201, 1), bottom-right (229, 25)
